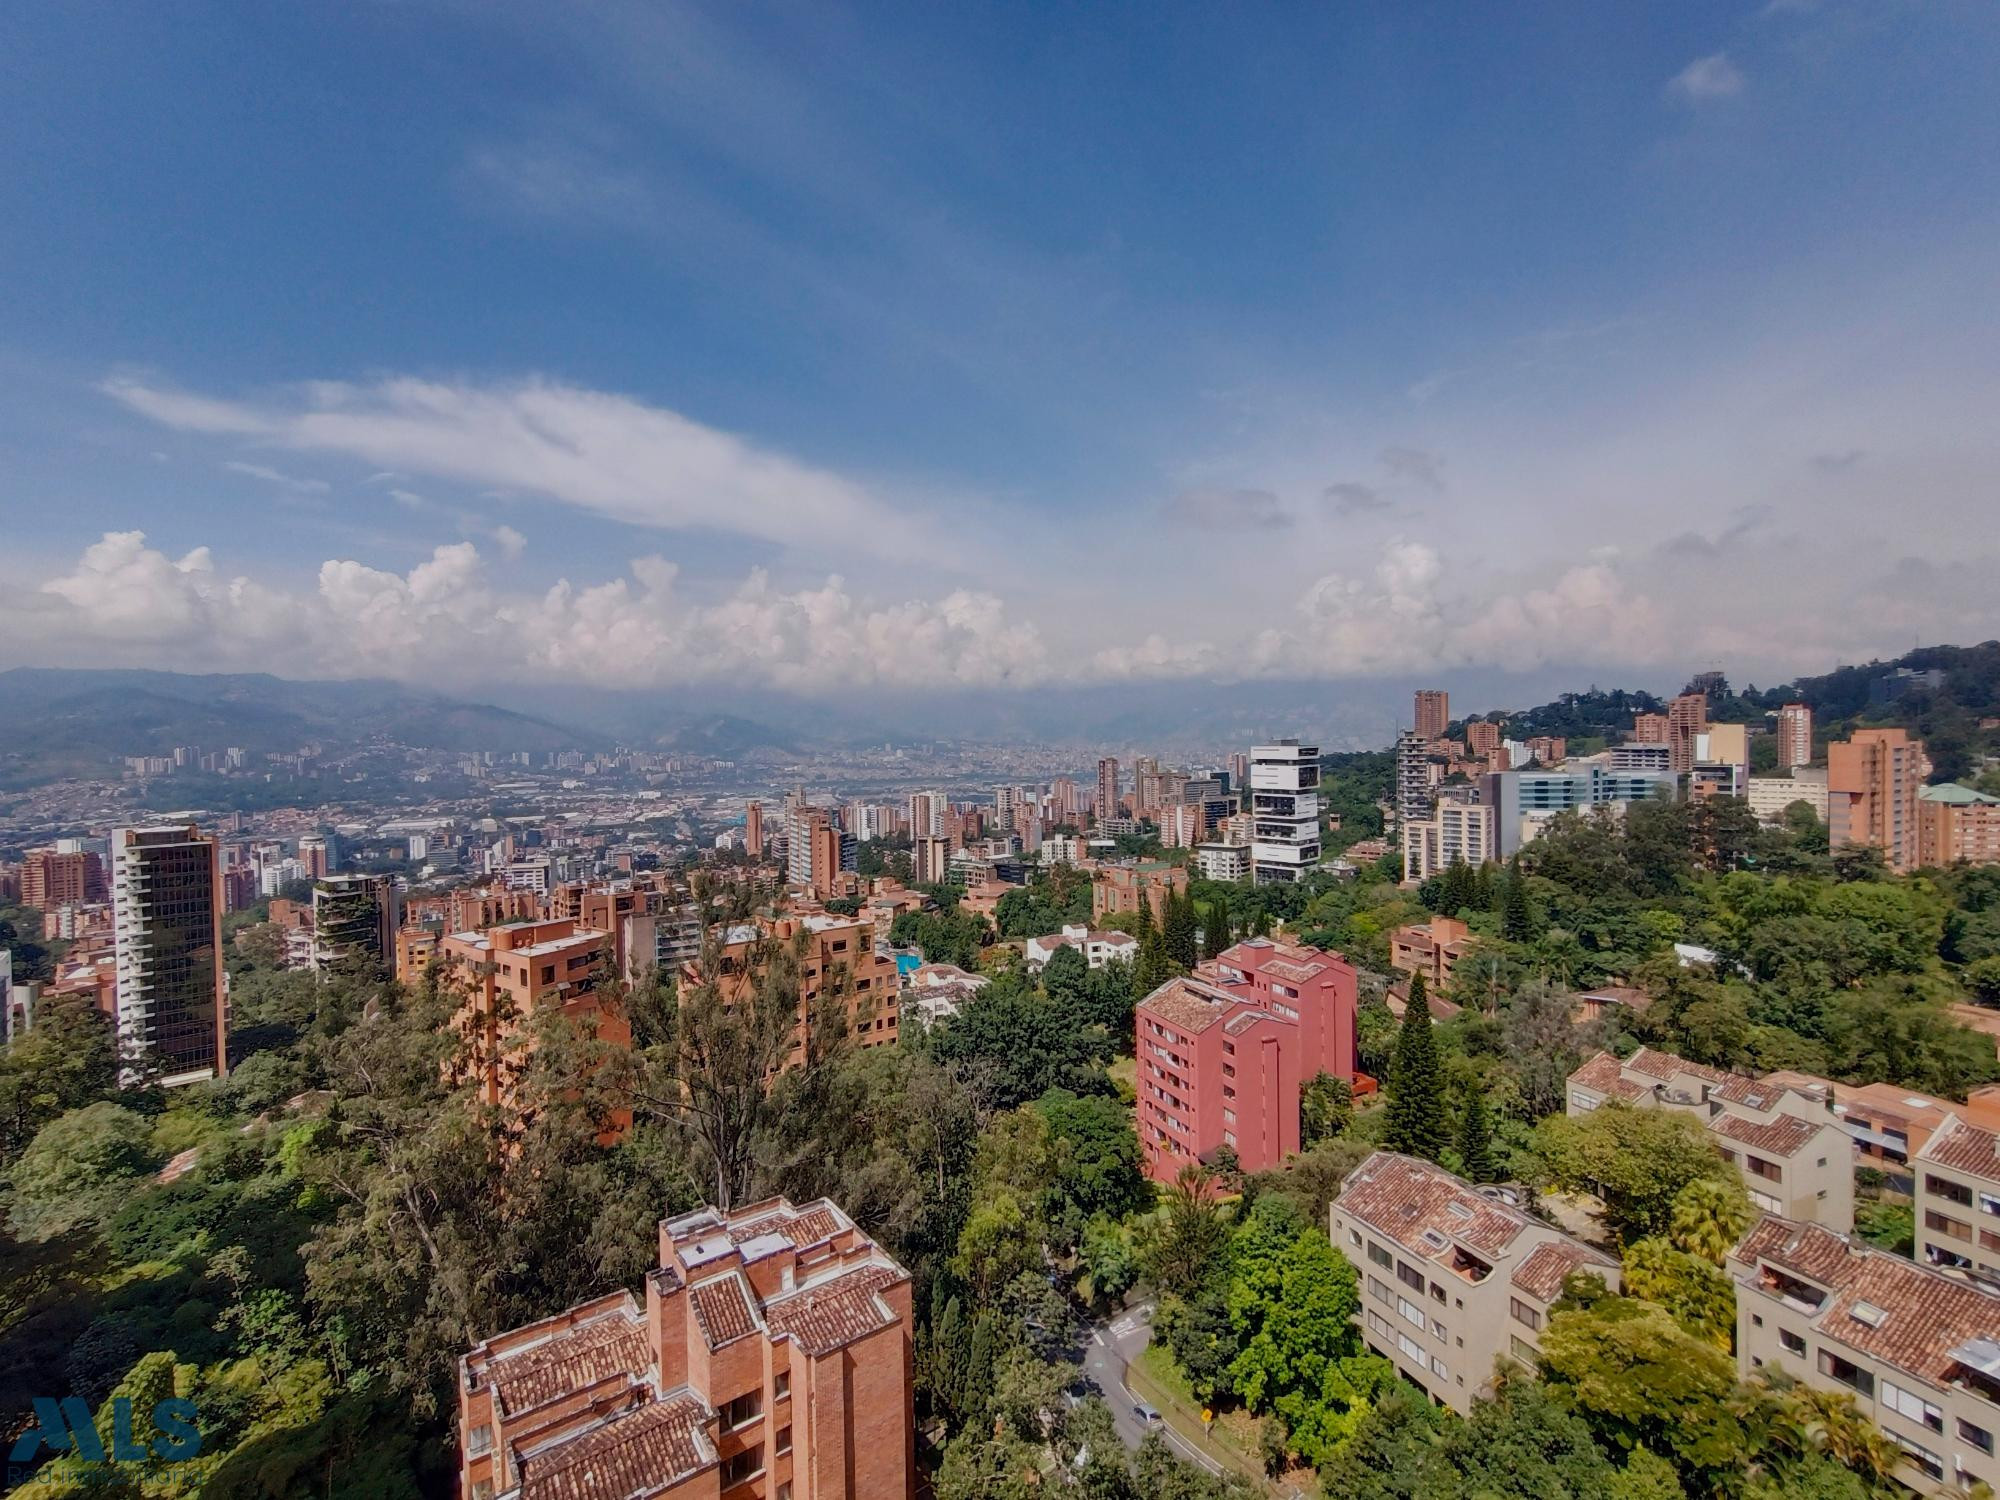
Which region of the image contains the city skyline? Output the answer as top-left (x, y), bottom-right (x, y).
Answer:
top-left (3, 4), bottom-right (2000, 696)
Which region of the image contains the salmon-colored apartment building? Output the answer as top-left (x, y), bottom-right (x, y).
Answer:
top-left (440, 917), bottom-right (629, 1136)
top-left (1135, 938), bottom-right (1358, 1184)
top-left (459, 1196), bottom-right (915, 1500)
top-left (1828, 727), bottom-right (1927, 873)
top-left (680, 914), bottom-right (900, 1065)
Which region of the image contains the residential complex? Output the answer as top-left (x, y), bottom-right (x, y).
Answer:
top-left (112, 824), bottom-right (228, 1085)
top-left (1920, 784), bottom-right (2000, 867)
top-left (440, 917), bottom-right (625, 1130)
top-left (681, 913), bottom-right (901, 1063)
top-left (310, 872), bottom-right (400, 975)
top-left (1135, 938), bottom-right (1357, 1182)
top-left (1729, 1215), bottom-right (2000, 1495)
top-left (1389, 915), bottom-right (1475, 995)
top-left (1400, 800), bottom-right (1494, 884)
top-left (1911, 1090), bottom-right (2000, 1284)
top-left (1331, 1152), bottom-right (1619, 1414)
top-left (1567, 1048), bottom-right (1854, 1230)
top-left (20, 842), bottom-right (106, 910)
top-left (1023, 924), bottom-right (1137, 971)
top-left (459, 1195), bottom-right (915, 1500)
top-left (1745, 769), bottom-right (1829, 824)
top-left (1667, 690), bottom-right (1709, 773)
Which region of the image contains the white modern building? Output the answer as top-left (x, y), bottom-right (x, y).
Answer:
top-left (1400, 801), bottom-right (1495, 885)
top-left (1194, 842), bottom-right (1251, 882)
top-left (1023, 924), bottom-right (1139, 972)
top-left (1250, 740), bottom-right (1321, 884)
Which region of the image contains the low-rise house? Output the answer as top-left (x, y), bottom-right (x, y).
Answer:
top-left (1388, 915), bottom-right (1475, 994)
top-left (1568, 1049), bottom-right (1854, 1230)
top-left (459, 1195), bottom-right (915, 1500)
top-left (1330, 1152), bottom-right (1619, 1414)
top-left (1022, 924), bottom-right (1138, 972)
top-left (901, 962), bottom-right (988, 1025)
top-left (1729, 1215), bottom-right (2000, 1496)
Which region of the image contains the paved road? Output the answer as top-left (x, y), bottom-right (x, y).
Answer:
top-left (1078, 1300), bottom-right (1226, 1476)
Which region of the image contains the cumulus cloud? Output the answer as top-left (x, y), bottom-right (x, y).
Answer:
top-left (2, 532), bottom-right (1047, 693)
top-left (493, 524), bottom-right (528, 560)
top-left (103, 373), bottom-right (904, 551)
top-left (1163, 486), bottom-right (1291, 529)
top-left (1668, 53), bottom-right (1745, 101)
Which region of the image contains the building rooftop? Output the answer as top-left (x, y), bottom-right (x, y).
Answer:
top-left (1339, 1151), bottom-right (1616, 1284)
top-left (1733, 1215), bottom-right (2000, 1389)
top-left (1920, 783), bottom-right (2000, 805)
top-left (1139, 974), bottom-right (1267, 1036)
top-left (517, 1391), bottom-right (713, 1500)
top-left (1918, 1113), bottom-right (2000, 1178)
top-left (1708, 1111), bottom-right (1828, 1159)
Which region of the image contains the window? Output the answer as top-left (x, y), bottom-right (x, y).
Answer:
top-left (1396, 1260), bottom-right (1426, 1292)
top-left (1398, 1296), bottom-right (1426, 1329)
top-left (721, 1391), bottom-right (762, 1430)
top-left (1509, 1297), bottom-right (1542, 1331)
top-left (1430, 1355), bottom-right (1449, 1379)
top-left (1818, 1351), bottom-right (1874, 1397)
top-left (777, 1486), bottom-right (792, 1500)
top-left (775, 1425), bottom-right (792, 1456)
top-left (1882, 1381), bottom-right (1943, 1433)
top-left (471, 1482), bottom-right (494, 1500)
top-left (1398, 1332), bottom-right (1426, 1363)
top-left (773, 1371), bottom-right (790, 1400)
top-left (1349, 1229), bottom-right (1362, 1248)
top-left (1959, 1418), bottom-right (1994, 1455)
top-left (1926, 1210), bottom-right (1973, 1241)
top-left (1368, 1276), bottom-right (1392, 1305)
top-left (1510, 1335), bottom-right (1537, 1364)
top-left (1927, 1174), bottom-right (1974, 1206)
top-left (1367, 1241), bottom-right (1392, 1270)
top-left (467, 1423), bottom-right (493, 1456)
top-left (1891, 1434), bottom-right (1943, 1482)
top-left (720, 1446), bottom-right (764, 1487)
top-left (1430, 1281), bottom-right (1446, 1304)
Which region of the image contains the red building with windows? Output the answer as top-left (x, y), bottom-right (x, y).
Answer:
top-left (459, 1196), bottom-right (914, 1500)
top-left (1136, 938), bottom-right (1359, 1185)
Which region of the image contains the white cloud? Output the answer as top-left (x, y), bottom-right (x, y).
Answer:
top-left (1668, 53), bottom-right (1746, 101)
top-left (2, 532), bottom-right (1047, 692)
top-left (493, 524), bottom-right (528, 560)
top-left (103, 373), bottom-right (907, 551)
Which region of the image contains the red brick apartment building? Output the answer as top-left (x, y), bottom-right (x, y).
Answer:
top-left (680, 915), bottom-right (900, 1065)
top-left (1136, 938), bottom-right (1358, 1184)
top-left (459, 1196), bottom-right (914, 1500)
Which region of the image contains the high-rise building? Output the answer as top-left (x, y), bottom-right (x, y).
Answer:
top-left (1136, 940), bottom-right (1358, 1184)
top-left (1394, 731), bottom-right (1434, 828)
top-left (1827, 727), bottom-right (1925, 873)
top-left (1400, 801), bottom-right (1496, 885)
top-left (1465, 720), bottom-right (1501, 760)
top-left (1777, 702), bottom-right (1814, 769)
top-left (913, 835), bottom-right (953, 886)
top-left (745, 800), bottom-right (763, 855)
top-left (907, 790), bottom-right (946, 839)
top-left (112, 824), bottom-right (227, 1086)
top-left (1413, 689), bottom-right (1450, 742)
top-left (1228, 752), bottom-right (1250, 792)
top-left (1250, 740), bottom-right (1321, 884)
top-left (1632, 712), bottom-right (1669, 744)
top-left (298, 834), bottom-right (331, 879)
top-left (785, 807), bottom-right (855, 896)
top-left (1049, 777), bottom-right (1079, 825)
top-left (1096, 757), bottom-right (1120, 825)
top-left (1667, 691), bottom-right (1709, 774)
top-left (20, 844), bottom-right (107, 910)
top-left (310, 873), bottom-right (400, 977)
top-left (992, 785), bottom-right (1016, 826)
top-left (458, 1196), bottom-right (916, 1500)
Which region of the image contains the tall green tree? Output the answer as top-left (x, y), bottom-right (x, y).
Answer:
top-left (1384, 980), bottom-right (1448, 1160)
top-left (1203, 892), bottom-right (1231, 959)
top-left (1455, 1093), bottom-right (1496, 1183)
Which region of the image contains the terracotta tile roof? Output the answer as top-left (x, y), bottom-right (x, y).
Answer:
top-left (518, 1391), bottom-right (712, 1500)
top-left (1731, 1214), bottom-right (1858, 1286)
top-left (1708, 1112), bottom-right (1826, 1159)
top-left (487, 1307), bottom-right (653, 1417)
top-left (1512, 1242), bottom-right (1610, 1302)
top-left (1738, 1214), bottom-right (2000, 1386)
top-left (1262, 957), bottom-right (1327, 985)
top-left (1342, 1152), bottom-right (1538, 1261)
top-left (765, 1264), bottom-right (903, 1355)
top-left (1139, 976), bottom-right (1232, 1035)
top-left (688, 1274), bottom-right (759, 1349)
top-left (1624, 1046), bottom-right (1730, 1087)
top-left (1568, 1051), bottom-right (1627, 1094)
top-left (1919, 1114), bottom-right (2000, 1178)
top-left (1710, 1072), bottom-right (1808, 1109)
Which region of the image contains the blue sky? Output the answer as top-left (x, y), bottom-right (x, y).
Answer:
top-left (2, 0), bottom-right (1998, 696)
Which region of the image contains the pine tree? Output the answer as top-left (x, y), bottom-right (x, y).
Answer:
top-left (1202, 892), bottom-right (1230, 959)
top-left (1385, 977), bottom-right (1448, 1161)
top-left (1456, 1092), bottom-right (1495, 1183)
top-left (1163, 886), bottom-right (1197, 970)
top-left (1133, 894), bottom-right (1172, 992)
top-left (1501, 854), bottom-right (1535, 942)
